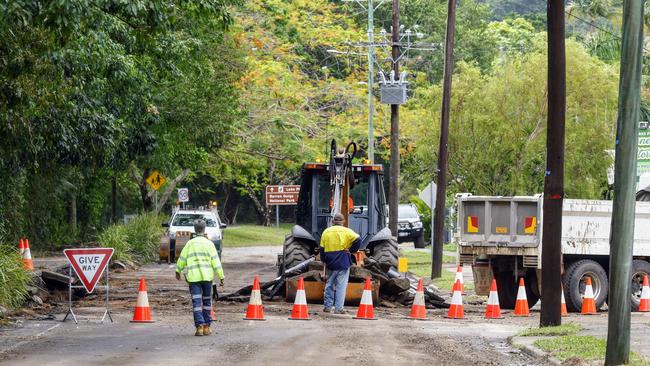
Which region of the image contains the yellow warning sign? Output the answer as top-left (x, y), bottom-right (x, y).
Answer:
top-left (146, 170), bottom-right (166, 191)
top-left (398, 257), bottom-right (408, 273)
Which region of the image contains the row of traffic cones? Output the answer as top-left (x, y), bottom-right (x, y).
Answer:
top-left (129, 273), bottom-right (650, 324)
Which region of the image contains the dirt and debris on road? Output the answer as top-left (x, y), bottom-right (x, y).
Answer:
top-left (0, 245), bottom-right (550, 365)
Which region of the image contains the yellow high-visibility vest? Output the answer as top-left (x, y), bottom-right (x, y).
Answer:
top-left (176, 236), bottom-right (224, 282)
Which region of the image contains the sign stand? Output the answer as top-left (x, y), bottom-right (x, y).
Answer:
top-left (62, 265), bottom-right (113, 324)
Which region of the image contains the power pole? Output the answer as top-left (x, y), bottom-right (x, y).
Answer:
top-left (388, 0), bottom-right (400, 236)
top-left (367, 0), bottom-right (376, 162)
top-left (605, 1), bottom-right (644, 364)
top-left (540, 0), bottom-right (566, 328)
top-left (432, 0), bottom-right (456, 279)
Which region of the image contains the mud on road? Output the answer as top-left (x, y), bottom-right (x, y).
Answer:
top-left (0, 246), bottom-right (547, 365)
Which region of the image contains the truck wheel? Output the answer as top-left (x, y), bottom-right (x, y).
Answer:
top-left (371, 238), bottom-right (399, 269)
top-left (413, 233), bottom-right (426, 249)
top-left (563, 259), bottom-right (608, 312)
top-left (283, 235), bottom-right (312, 274)
top-left (495, 270), bottom-right (539, 309)
top-left (631, 260), bottom-right (650, 311)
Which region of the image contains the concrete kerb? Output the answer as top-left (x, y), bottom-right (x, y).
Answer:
top-left (508, 335), bottom-right (562, 366)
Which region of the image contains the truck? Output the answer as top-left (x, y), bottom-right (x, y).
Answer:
top-left (455, 193), bottom-right (650, 312)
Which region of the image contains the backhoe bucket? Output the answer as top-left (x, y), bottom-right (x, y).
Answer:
top-left (285, 278), bottom-right (379, 306)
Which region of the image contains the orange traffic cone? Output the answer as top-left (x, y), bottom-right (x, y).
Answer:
top-left (409, 279), bottom-right (427, 320)
top-left (561, 285), bottom-right (568, 316)
top-left (21, 238), bottom-right (33, 270)
top-left (18, 238), bottom-right (24, 256)
top-left (131, 278), bottom-right (155, 323)
top-left (355, 277), bottom-right (377, 320)
top-left (581, 276), bottom-right (597, 315)
top-left (446, 279), bottom-right (464, 319)
top-left (244, 275), bottom-right (265, 320)
top-left (639, 275), bottom-right (650, 312)
top-left (514, 278), bottom-right (529, 316)
top-left (210, 306), bottom-right (217, 321)
top-left (289, 277), bottom-right (310, 320)
top-left (454, 265), bottom-right (464, 294)
top-left (485, 279), bottom-right (503, 319)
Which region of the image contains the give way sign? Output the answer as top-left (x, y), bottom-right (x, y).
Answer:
top-left (63, 248), bottom-right (114, 293)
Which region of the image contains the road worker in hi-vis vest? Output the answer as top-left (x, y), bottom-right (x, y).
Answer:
top-left (176, 219), bottom-right (225, 336)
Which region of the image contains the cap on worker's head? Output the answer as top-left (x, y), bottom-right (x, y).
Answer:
top-left (194, 219), bottom-right (206, 234)
top-left (332, 213), bottom-right (344, 224)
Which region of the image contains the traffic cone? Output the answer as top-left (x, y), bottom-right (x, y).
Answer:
top-left (639, 275), bottom-right (650, 312)
top-left (210, 306), bottom-right (217, 321)
top-left (289, 277), bottom-right (310, 320)
top-left (561, 285), bottom-right (568, 317)
top-left (131, 278), bottom-right (155, 323)
top-left (409, 279), bottom-right (427, 320)
top-left (244, 275), bottom-right (265, 320)
top-left (18, 238), bottom-right (24, 256)
top-left (446, 279), bottom-right (464, 319)
top-left (454, 265), bottom-right (464, 294)
top-left (514, 278), bottom-right (529, 316)
top-left (355, 277), bottom-right (377, 320)
top-left (581, 276), bottom-right (597, 315)
top-left (22, 238), bottom-right (33, 270)
top-left (485, 279), bottom-right (503, 319)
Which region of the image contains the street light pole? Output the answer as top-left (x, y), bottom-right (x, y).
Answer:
top-left (367, 0), bottom-right (375, 162)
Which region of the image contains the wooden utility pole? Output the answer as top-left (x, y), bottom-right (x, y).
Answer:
top-left (388, 0), bottom-right (400, 236)
top-left (540, 0), bottom-right (566, 328)
top-left (605, 1), bottom-right (644, 364)
top-left (432, 0), bottom-right (456, 279)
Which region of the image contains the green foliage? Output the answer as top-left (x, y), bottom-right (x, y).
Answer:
top-left (534, 335), bottom-right (650, 365)
top-left (97, 225), bottom-right (131, 262)
top-left (403, 37), bottom-right (618, 199)
top-left (99, 213), bottom-right (164, 263)
top-left (0, 245), bottom-right (30, 309)
top-left (518, 323), bottom-right (583, 337)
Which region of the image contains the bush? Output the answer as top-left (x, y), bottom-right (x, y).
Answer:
top-left (98, 213), bottom-right (164, 263)
top-left (97, 225), bottom-right (131, 262)
top-left (0, 244), bottom-right (30, 309)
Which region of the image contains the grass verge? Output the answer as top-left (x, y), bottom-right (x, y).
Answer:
top-left (443, 243), bottom-right (457, 252)
top-left (223, 224), bottom-right (292, 247)
top-left (400, 249), bottom-right (473, 291)
top-left (534, 335), bottom-right (650, 365)
top-left (518, 323), bottom-right (582, 337)
top-left (0, 244), bottom-right (31, 309)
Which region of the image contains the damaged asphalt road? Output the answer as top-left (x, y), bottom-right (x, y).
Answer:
top-left (0, 246), bottom-right (546, 365)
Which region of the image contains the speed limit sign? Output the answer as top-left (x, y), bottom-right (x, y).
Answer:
top-left (178, 188), bottom-right (189, 203)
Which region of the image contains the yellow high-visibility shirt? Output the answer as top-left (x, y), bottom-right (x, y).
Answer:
top-left (176, 236), bottom-right (224, 282)
top-left (320, 225), bottom-right (359, 253)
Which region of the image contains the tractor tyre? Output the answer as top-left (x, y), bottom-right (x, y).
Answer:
top-left (370, 238), bottom-right (399, 269)
top-left (283, 235), bottom-right (313, 274)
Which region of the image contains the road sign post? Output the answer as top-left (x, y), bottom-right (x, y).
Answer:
top-left (146, 171), bottom-right (166, 212)
top-left (266, 185), bottom-right (300, 227)
top-left (62, 248), bottom-right (114, 324)
top-left (178, 188), bottom-right (189, 209)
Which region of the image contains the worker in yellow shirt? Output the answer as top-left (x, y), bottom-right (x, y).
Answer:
top-left (320, 213), bottom-right (360, 314)
top-left (176, 219), bottom-right (225, 336)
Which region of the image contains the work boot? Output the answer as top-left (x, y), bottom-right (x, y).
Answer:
top-left (323, 307), bottom-right (333, 313)
top-left (202, 325), bottom-right (212, 336)
top-left (195, 326), bottom-right (204, 336)
top-left (334, 308), bottom-right (348, 315)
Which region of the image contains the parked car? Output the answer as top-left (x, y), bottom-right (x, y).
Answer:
top-left (160, 209), bottom-right (226, 262)
top-left (397, 203), bottom-right (425, 248)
